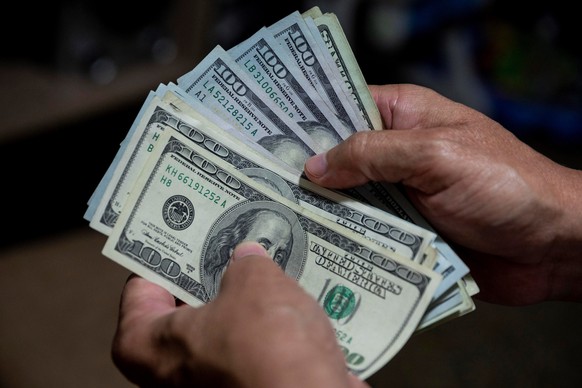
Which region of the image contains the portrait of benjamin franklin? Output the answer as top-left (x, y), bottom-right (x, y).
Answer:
top-left (200, 201), bottom-right (307, 300)
top-left (297, 120), bottom-right (342, 152)
top-left (258, 134), bottom-right (313, 172)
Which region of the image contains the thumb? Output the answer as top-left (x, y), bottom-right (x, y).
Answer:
top-left (231, 241), bottom-right (270, 261)
top-left (219, 241), bottom-right (291, 295)
top-left (219, 241), bottom-right (278, 289)
top-left (304, 129), bottom-right (427, 190)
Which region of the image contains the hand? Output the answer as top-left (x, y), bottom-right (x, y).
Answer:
top-left (305, 84), bottom-right (582, 305)
top-left (111, 241), bottom-right (369, 388)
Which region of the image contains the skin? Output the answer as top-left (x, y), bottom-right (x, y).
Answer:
top-left (112, 241), bottom-right (369, 388)
top-left (305, 84), bottom-right (582, 306)
top-left (214, 212), bottom-right (293, 297)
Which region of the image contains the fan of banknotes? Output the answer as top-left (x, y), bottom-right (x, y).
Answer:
top-left (84, 6), bottom-right (479, 380)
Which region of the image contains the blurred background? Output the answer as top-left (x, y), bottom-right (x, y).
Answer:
top-left (1, 0), bottom-right (581, 387)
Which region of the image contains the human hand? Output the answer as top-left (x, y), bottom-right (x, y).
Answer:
top-left (305, 84), bottom-right (582, 305)
top-left (111, 241), bottom-right (369, 388)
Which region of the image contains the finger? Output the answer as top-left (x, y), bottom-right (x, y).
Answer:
top-left (368, 84), bottom-right (471, 130)
top-left (112, 275), bottom-right (182, 384)
top-left (304, 129), bottom-right (434, 189)
top-left (118, 274), bottom-right (177, 327)
top-left (231, 240), bottom-right (270, 261)
top-left (220, 241), bottom-right (287, 294)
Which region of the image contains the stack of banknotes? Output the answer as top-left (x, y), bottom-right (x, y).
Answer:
top-left (84, 7), bottom-right (479, 379)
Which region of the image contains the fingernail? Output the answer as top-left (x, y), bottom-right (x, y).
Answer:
top-left (232, 241), bottom-right (269, 261)
top-left (305, 153), bottom-right (328, 177)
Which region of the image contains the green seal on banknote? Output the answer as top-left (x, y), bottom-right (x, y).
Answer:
top-left (324, 285), bottom-right (356, 320)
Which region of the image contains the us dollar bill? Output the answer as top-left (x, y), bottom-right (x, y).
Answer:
top-left (304, 11), bottom-right (383, 130)
top-left (417, 280), bottom-right (475, 333)
top-left (268, 11), bottom-right (367, 133)
top-left (91, 92), bottom-right (437, 263)
top-left (161, 90), bottom-right (474, 318)
top-left (228, 27), bottom-right (351, 146)
top-left (355, 179), bottom-right (470, 300)
top-left (84, 89), bottom-right (163, 222)
top-left (177, 45), bottom-right (323, 172)
top-left (88, 88), bottom-right (191, 235)
top-left (92, 91), bottom-right (473, 327)
top-left (160, 91), bottom-right (437, 263)
top-left (298, 9), bottom-right (471, 297)
top-left (102, 128), bottom-right (441, 379)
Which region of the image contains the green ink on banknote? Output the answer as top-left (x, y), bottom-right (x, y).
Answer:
top-left (324, 285), bottom-right (356, 320)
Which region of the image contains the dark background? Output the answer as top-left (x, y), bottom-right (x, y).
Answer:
top-left (1, 1), bottom-right (581, 387)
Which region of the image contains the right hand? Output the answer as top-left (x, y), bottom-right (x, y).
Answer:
top-left (112, 241), bottom-right (369, 388)
top-left (305, 84), bottom-right (582, 305)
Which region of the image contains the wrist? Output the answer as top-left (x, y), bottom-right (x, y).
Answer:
top-left (546, 166), bottom-right (582, 302)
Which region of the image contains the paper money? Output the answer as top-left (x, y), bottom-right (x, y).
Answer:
top-left (268, 11), bottom-right (366, 133)
top-left (158, 91), bottom-right (473, 322)
top-left (102, 129), bottom-right (441, 379)
top-left (163, 92), bottom-right (437, 263)
top-left (84, 6), bottom-right (478, 379)
top-left (89, 88), bottom-right (189, 235)
top-left (177, 45), bottom-right (323, 171)
top-left (356, 177), bottom-right (470, 300)
top-left (84, 88), bottom-right (162, 222)
top-left (87, 89), bottom-right (459, 328)
top-left (228, 27), bottom-right (351, 146)
top-left (305, 11), bottom-right (383, 130)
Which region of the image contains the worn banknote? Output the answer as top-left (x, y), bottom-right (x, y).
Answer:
top-left (303, 8), bottom-right (382, 130)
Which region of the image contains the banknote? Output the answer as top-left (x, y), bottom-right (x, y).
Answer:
top-left (84, 88), bottom-right (163, 222)
top-left (177, 45), bottom-right (323, 171)
top-left (160, 90), bottom-right (475, 319)
top-left (89, 90), bottom-right (190, 235)
top-left (159, 91), bottom-right (437, 263)
top-left (293, 8), bottom-right (469, 296)
top-left (102, 129), bottom-right (441, 379)
top-left (268, 11), bottom-right (367, 133)
top-left (84, 8), bottom-right (477, 378)
top-left (356, 179), bottom-right (470, 299)
top-left (87, 90), bottom-right (465, 327)
top-left (228, 27), bottom-right (351, 145)
top-left (293, 9), bottom-right (468, 296)
top-left (305, 11), bottom-right (383, 130)
top-left (417, 280), bottom-right (475, 332)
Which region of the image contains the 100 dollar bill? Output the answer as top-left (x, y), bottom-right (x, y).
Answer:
top-left (160, 91), bottom-right (437, 263)
top-left (304, 9), bottom-right (382, 130)
top-left (229, 27), bottom-right (351, 146)
top-left (268, 11), bottom-right (366, 133)
top-left (160, 90), bottom-right (477, 323)
top-left (177, 45), bottom-right (322, 172)
top-left (102, 129), bottom-right (440, 379)
top-left (91, 91), bottom-right (436, 264)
